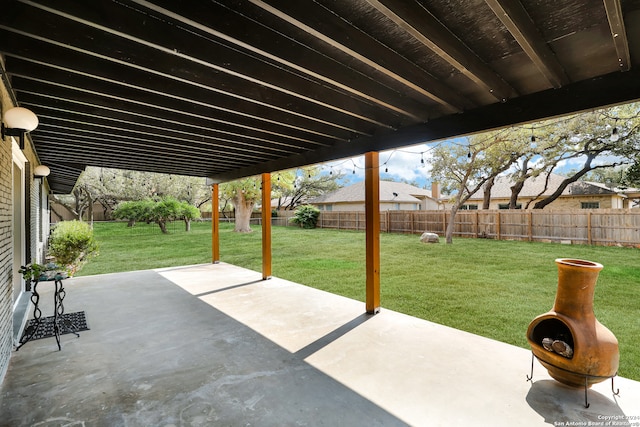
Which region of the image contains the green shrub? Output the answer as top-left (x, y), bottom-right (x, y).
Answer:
top-left (113, 198), bottom-right (201, 233)
top-left (289, 205), bottom-right (320, 229)
top-left (113, 200), bottom-right (155, 226)
top-left (49, 220), bottom-right (98, 275)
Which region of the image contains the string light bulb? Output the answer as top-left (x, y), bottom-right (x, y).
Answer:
top-left (610, 127), bottom-right (619, 142)
top-left (609, 117), bottom-right (620, 142)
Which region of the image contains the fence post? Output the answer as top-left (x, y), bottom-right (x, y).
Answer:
top-left (528, 211), bottom-right (533, 241)
top-left (587, 211), bottom-right (592, 245)
top-left (496, 211), bottom-right (501, 241)
top-left (475, 211), bottom-right (479, 238)
top-left (411, 211), bottom-right (414, 234)
top-left (442, 211), bottom-right (446, 235)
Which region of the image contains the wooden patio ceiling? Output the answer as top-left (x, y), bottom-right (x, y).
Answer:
top-left (1, 0), bottom-right (639, 193)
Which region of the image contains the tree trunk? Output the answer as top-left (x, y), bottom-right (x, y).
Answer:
top-left (157, 220), bottom-right (168, 234)
top-left (509, 180), bottom-right (525, 209)
top-left (482, 177), bottom-right (495, 210)
top-left (233, 193), bottom-right (255, 232)
top-left (533, 156), bottom-right (596, 209)
top-left (445, 205), bottom-right (459, 244)
top-left (184, 218), bottom-right (191, 232)
top-left (88, 197), bottom-right (94, 228)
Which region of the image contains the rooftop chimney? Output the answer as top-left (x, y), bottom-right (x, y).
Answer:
top-left (431, 182), bottom-right (440, 200)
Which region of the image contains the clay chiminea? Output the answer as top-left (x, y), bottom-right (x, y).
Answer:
top-left (527, 259), bottom-right (619, 388)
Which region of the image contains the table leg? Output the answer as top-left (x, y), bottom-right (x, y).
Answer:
top-left (16, 281), bottom-right (41, 350)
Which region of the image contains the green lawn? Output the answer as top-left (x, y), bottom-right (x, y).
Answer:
top-left (79, 221), bottom-right (640, 380)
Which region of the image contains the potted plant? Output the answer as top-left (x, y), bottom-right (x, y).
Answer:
top-left (19, 262), bottom-right (68, 290)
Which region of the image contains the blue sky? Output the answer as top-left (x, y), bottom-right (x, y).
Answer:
top-left (318, 137), bottom-right (617, 189)
top-left (321, 138), bottom-right (464, 188)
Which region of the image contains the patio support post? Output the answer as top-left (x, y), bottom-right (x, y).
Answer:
top-left (262, 173), bottom-right (272, 280)
top-left (211, 183), bottom-right (220, 263)
top-left (365, 151), bottom-right (381, 314)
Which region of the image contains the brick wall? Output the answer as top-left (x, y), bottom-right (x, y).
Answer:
top-left (0, 64), bottom-right (54, 383)
top-left (0, 81), bottom-right (13, 382)
top-left (465, 194), bottom-right (619, 210)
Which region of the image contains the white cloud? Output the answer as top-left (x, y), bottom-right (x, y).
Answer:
top-left (322, 142), bottom-right (438, 187)
top-left (380, 144), bottom-right (433, 184)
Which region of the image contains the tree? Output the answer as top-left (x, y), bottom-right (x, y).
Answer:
top-left (531, 105), bottom-right (640, 209)
top-left (582, 166), bottom-right (628, 188)
top-left (274, 166), bottom-right (343, 210)
top-left (468, 125), bottom-right (554, 209)
top-left (111, 200), bottom-right (149, 227)
top-left (219, 168), bottom-right (342, 232)
top-left (624, 163), bottom-right (640, 187)
top-left (429, 137), bottom-right (518, 243)
top-left (220, 176), bottom-right (262, 233)
top-left (112, 198), bottom-right (197, 234)
top-left (180, 203), bottom-right (201, 232)
top-left (454, 103), bottom-right (640, 211)
top-left (53, 167), bottom-right (211, 222)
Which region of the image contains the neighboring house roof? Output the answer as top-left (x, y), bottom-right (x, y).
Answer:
top-left (310, 181), bottom-right (433, 204)
top-left (468, 172), bottom-right (639, 201)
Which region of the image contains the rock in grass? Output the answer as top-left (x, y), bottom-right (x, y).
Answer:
top-left (420, 232), bottom-right (439, 243)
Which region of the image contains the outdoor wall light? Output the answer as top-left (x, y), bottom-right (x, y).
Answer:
top-left (33, 164), bottom-right (50, 179)
top-left (1, 106), bottom-right (39, 149)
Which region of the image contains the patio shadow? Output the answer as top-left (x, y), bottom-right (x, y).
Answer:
top-left (0, 269), bottom-right (408, 426)
top-left (526, 379), bottom-right (629, 426)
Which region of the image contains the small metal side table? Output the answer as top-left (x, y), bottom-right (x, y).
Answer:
top-left (17, 272), bottom-right (80, 351)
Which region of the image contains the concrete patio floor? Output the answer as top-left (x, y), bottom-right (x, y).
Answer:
top-left (1, 263), bottom-right (639, 426)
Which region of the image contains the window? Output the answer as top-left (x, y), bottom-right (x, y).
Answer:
top-left (581, 202), bottom-right (600, 209)
top-left (460, 204), bottom-right (478, 210)
top-left (498, 203), bottom-right (522, 209)
top-left (325, 205), bottom-right (333, 212)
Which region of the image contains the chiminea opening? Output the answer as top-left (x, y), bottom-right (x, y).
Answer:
top-left (530, 318), bottom-right (574, 359)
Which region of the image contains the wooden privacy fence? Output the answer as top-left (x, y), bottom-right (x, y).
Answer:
top-left (316, 209), bottom-right (640, 247)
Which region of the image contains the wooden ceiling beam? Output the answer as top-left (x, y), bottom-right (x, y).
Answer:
top-left (484, 0), bottom-right (570, 88)
top-left (16, 91), bottom-right (334, 151)
top-left (127, 0), bottom-right (432, 123)
top-left (0, 29), bottom-right (364, 140)
top-left (34, 141), bottom-right (226, 174)
top-left (29, 106), bottom-right (299, 158)
top-left (603, 0), bottom-right (631, 72)
top-left (364, 0), bottom-right (516, 101)
top-left (210, 68), bottom-right (640, 182)
top-left (7, 1), bottom-right (397, 131)
top-left (38, 151), bottom-right (210, 177)
top-left (33, 126), bottom-right (258, 167)
top-left (8, 71), bottom-right (342, 149)
top-left (34, 123), bottom-right (274, 165)
top-left (249, 0), bottom-right (472, 113)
